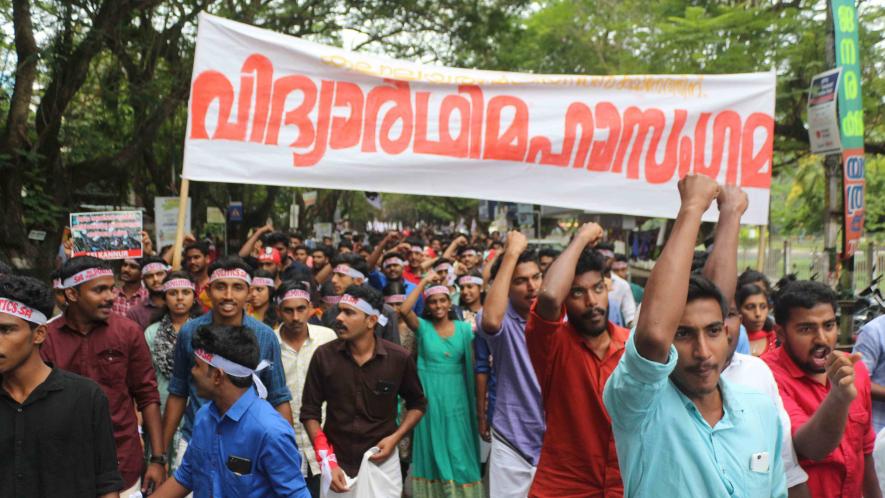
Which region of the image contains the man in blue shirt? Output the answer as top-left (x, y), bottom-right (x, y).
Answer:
top-left (162, 257), bottom-right (292, 462)
top-left (153, 324), bottom-right (310, 498)
top-left (603, 175), bottom-right (786, 498)
top-left (854, 314), bottom-right (885, 432)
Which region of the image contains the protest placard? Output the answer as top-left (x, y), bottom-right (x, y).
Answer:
top-left (155, 197), bottom-right (192, 250)
top-left (70, 211), bottom-right (143, 259)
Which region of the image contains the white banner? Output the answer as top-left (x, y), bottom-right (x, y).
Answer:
top-left (183, 13), bottom-right (776, 224)
top-left (155, 196), bottom-right (192, 250)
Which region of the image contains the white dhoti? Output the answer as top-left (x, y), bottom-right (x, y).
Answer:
top-left (489, 428), bottom-right (536, 498)
top-left (321, 447), bottom-right (402, 498)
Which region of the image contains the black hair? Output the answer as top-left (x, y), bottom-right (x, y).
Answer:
top-left (331, 253), bottom-right (370, 279)
top-left (0, 274), bottom-right (54, 328)
top-left (288, 231), bottom-right (304, 241)
top-left (405, 237), bottom-right (423, 248)
top-left (456, 245), bottom-right (478, 257)
top-left (243, 256), bottom-right (260, 272)
top-left (279, 265), bottom-right (316, 294)
top-left (337, 241), bottom-right (354, 251)
top-left (738, 269), bottom-right (771, 292)
top-left (382, 251), bottom-right (404, 264)
top-left (60, 256), bottom-right (113, 286)
top-left (773, 280), bottom-right (838, 327)
top-left (0, 259), bottom-right (14, 276)
top-left (311, 244), bottom-right (333, 259)
top-left (490, 249), bottom-right (539, 281)
top-left (359, 245), bottom-right (373, 254)
top-left (49, 269), bottom-right (62, 288)
top-left (341, 284), bottom-right (384, 317)
top-left (538, 248), bottom-right (561, 260)
top-left (207, 256), bottom-right (254, 278)
top-left (574, 249), bottom-right (606, 278)
top-left (140, 255), bottom-right (168, 270)
top-left (431, 257), bottom-right (454, 269)
top-left (293, 245), bottom-right (309, 253)
top-left (184, 241), bottom-right (210, 256)
top-left (320, 279), bottom-right (337, 298)
top-left (192, 324), bottom-right (260, 389)
top-left (614, 254), bottom-right (629, 263)
top-left (686, 274), bottom-right (728, 321)
top-left (736, 283), bottom-right (767, 307)
top-left (251, 269), bottom-right (277, 287)
top-left (690, 250), bottom-right (710, 273)
top-left (596, 241), bottom-right (615, 253)
top-left (262, 231), bottom-right (289, 249)
top-left (383, 280), bottom-right (406, 296)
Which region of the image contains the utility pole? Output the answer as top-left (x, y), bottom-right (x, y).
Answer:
top-left (823, 3), bottom-right (842, 289)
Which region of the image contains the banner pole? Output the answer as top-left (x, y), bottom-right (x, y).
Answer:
top-left (171, 179), bottom-right (190, 271)
top-left (755, 224), bottom-right (767, 272)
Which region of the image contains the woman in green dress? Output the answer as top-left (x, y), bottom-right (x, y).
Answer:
top-left (399, 272), bottom-right (482, 498)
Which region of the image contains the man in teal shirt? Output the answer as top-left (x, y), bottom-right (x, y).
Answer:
top-left (603, 175), bottom-right (786, 498)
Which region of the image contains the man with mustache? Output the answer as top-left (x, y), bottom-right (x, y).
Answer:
top-left (603, 175), bottom-right (785, 497)
top-left (43, 256), bottom-right (166, 496)
top-left (184, 241), bottom-right (211, 311)
top-left (478, 230), bottom-right (545, 497)
top-left (162, 256), bottom-right (292, 476)
top-left (301, 285), bottom-right (426, 495)
top-left (763, 281), bottom-right (881, 498)
top-left (127, 256), bottom-right (171, 330)
top-left (526, 220), bottom-right (624, 497)
top-left (274, 280), bottom-right (337, 498)
top-left (112, 257), bottom-right (149, 317)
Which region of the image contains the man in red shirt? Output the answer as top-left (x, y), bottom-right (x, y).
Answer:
top-left (527, 221), bottom-right (626, 497)
top-left (42, 256), bottom-right (166, 496)
top-left (763, 280), bottom-right (881, 498)
top-left (184, 241), bottom-right (211, 311)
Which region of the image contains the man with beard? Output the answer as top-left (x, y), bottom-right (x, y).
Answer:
top-left (369, 249), bottom-right (423, 315)
top-left (1, 274), bottom-right (123, 498)
top-left (526, 222), bottom-right (625, 497)
top-left (402, 238), bottom-right (425, 284)
top-left (112, 258), bottom-right (148, 317)
top-left (478, 230), bottom-right (545, 498)
top-left (763, 281), bottom-right (880, 498)
top-left (320, 253), bottom-right (400, 345)
top-left (274, 281), bottom-right (337, 497)
top-left (603, 176), bottom-right (785, 497)
top-left (162, 257), bottom-right (292, 473)
top-left (184, 241), bottom-right (211, 311)
top-left (301, 285), bottom-right (426, 494)
top-left (42, 256), bottom-right (166, 496)
top-left (310, 245), bottom-right (332, 274)
top-left (127, 256), bottom-right (171, 330)
top-left (537, 248), bottom-right (559, 275)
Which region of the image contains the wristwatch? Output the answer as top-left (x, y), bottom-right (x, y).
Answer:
top-left (149, 455), bottom-right (168, 465)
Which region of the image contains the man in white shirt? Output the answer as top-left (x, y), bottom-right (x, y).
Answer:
top-left (598, 244), bottom-right (637, 326)
top-left (702, 185), bottom-right (811, 497)
top-left (274, 280), bottom-right (337, 498)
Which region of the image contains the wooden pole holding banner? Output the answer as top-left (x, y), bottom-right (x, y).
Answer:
top-left (755, 224), bottom-right (767, 272)
top-left (171, 179), bottom-right (190, 271)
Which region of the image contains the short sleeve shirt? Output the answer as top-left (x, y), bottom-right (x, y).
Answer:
top-left (854, 315), bottom-right (885, 431)
top-left (763, 346), bottom-right (876, 498)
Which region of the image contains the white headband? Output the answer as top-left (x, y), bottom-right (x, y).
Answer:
top-left (62, 268), bottom-right (114, 288)
top-left (52, 278), bottom-right (63, 290)
top-left (252, 277), bottom-right (276, 288)
top-left (142, 263), bottom-right (171, 275)
top-left (209, 268), bottom-right (252, 285)
top-left (384, 294), bottom-right (406, 304)
top-left (0, 298), bottom-right (48, 325)
top-left (333, 265), bottom-right (365, 280)
top-left (460, 249), bottom-right (477, 257)
top-left (194, 348), bottom-right (271, 399)
top-left (383, 257), bottom-right (405, 268)
top-left (339, 294), bottom-right (388, 326)
top-left (279, 289), bottom-right (311, 304)
top-left (411, 245), bottom-right (423, 253)
top-left (322, 295), bottom-right (341, 305)
top-left (434, 263), bottom-right (453, 273)
top-left (163, 278), bottom-right (195, 292)
top-left (459, 276), bottom-right (484, 287)
top-left (424, 285), bottom-right (450, 299)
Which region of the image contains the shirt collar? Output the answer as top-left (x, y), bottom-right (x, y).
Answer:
top-left (0, 368), bottom-right (66, 404)
top-left (673, 377), bottom-right (745, 428)
top-left (212, 385), bottom-right (259, 423)
top-left (505, 303), bottom-right (527, 325)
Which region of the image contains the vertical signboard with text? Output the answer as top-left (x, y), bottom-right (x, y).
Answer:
top-left (832, 0), bottom-right (865, 258)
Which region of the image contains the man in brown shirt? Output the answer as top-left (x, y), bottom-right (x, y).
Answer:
top-left (301, 284), bottom-right (426, 493)
top-left (126, 256), bottom-right (170, 330)
top-left (42, 256), bottom-right (166, 495)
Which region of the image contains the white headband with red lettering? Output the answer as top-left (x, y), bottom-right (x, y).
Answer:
top-left (163, 278), bottom-right (195, 292)
top-left (383, 257), bottom-right (405, 268)
top-left (322, 295), bottom-right (341, 305)
top-left (460, 249), bottom-right (477, 257)
top-left (384, 294), bottom-right (406, 304)
top-left (279, 289), bottom-right (311, 304)
top-left (424, 285), bottom-right (450, 299)
top-left (194, 348), bottom-right (270, 399)
top-left (209, 268), bottom-right (252, 285)
top-left (458, 276), bottom-right (484, 287)
top-left (252, 277), bottom-right (276, 288)
top-left (411, 245), bottom-right (423, 253)
top-left (142, 263), bottom-right (171, 275)
top-left (0, 298), bottom-right (48, 325)
top-left (52, 278), bottom-right (63, 290)
top-left (333, 265), bottom-right (365, 280)
top-left (339, 294), bottom-right (388, 326)
top-left (434, 263), bottom-right (453, 273)
top-left (62, 268), bottom-right (114, 288)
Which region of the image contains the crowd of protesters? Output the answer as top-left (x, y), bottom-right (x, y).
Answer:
top-left (4, 176), bottom-right (885, 497)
